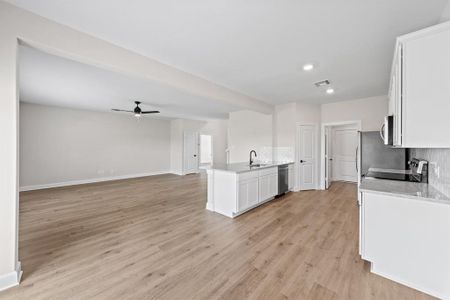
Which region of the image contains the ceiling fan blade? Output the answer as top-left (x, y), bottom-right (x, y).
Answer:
top-left (141, 111), bottom-right (160, 114)
top-left (112, 109), bottom-right (134, 113)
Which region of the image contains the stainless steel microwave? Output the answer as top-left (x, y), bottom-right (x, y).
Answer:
top-left (380, 115), bottom-right (394, 145)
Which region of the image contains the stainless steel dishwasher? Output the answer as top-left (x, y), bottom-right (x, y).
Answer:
top-left (277, 164), bottom-right (289, 196)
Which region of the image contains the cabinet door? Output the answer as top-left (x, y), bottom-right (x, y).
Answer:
top-left (247, 178), bottom-right (259, 208)
top-left (359, 193), bottom-right (364, 257)
top-left (388, 62), bottom-right (396, 116)
top-left (238, 182), bottom-right (249, 212)
top-left (259, 175), bottom-right (271, 202)
top-left (288, 166), bottom-right (294, 190)
top-left (363, 192), bottom-right (450, 298)
top-left (402, 28), bottom-right (450, 147)
top-left (389, 45), bottom-right (403, 147)
top-left (394, 45), bottom-right (403, 146)
top-left (238, 178), bottom-right (259, 212)
top-left (269, 174), bottom-right (278, 197)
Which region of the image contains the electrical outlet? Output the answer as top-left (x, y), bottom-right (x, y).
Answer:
top-left (430, 161), bottom-right (441, 179)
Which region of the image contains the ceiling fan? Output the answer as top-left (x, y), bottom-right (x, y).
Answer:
top-left (112, 101), bottom-right (160, 118)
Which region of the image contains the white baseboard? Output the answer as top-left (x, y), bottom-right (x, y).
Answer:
top-left (205, 202), bottom-right (214, 211)
top-left (0, 261), bottom-right (22, 292)
top-left (170, 170), bottom-right (184, 176)
top-left (20, 171), bottom-right (171, 192)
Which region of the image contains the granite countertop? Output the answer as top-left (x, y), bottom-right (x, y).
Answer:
top-left (360, 177), bottom-right (450, 205)
top-left (207, 161), bottom-right (294, 174)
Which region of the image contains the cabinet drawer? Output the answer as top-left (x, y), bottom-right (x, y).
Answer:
top-left (259, 167), bottom-right (278, 176)
top-left (237, 170), bottom-right (259, 181)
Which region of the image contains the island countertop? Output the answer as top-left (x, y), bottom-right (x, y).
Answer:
top-left (360, 177), bottom-right (450, 205)
top-left (206, 161), bottom-right (294, 174)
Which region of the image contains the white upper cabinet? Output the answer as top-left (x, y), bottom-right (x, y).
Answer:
top-left (389, 22), bottom-right (450, 148)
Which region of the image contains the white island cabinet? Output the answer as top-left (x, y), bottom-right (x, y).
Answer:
top-left (359, 179), bottom-right (450, 299)
top-left (206, 163), bottom-right (293, 218)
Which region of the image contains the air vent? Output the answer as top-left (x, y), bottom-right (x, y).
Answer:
top-left (314, 80), bottom-right (330, 87)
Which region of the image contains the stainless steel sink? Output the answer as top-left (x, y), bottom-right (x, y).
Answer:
top-left (248, 163), bottom-right (268, 168)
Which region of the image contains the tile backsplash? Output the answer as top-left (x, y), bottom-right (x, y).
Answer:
top-left (409, 148), bottom-right (450, 197)
top-left (257, 146), bottom-right (295, 163)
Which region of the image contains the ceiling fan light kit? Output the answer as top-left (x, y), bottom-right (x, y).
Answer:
top-left (112, 101), bottom-right (160, 118)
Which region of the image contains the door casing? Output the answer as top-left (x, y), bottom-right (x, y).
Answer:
top-left (320, 121), bottom-right (362, 190)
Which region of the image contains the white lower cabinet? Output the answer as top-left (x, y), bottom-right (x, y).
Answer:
top-left (259, 172), bottom-right (278, 203)
top-left (258, 175), bottom-right (271, 202)
top-left (238, 177), bottom-right (259, 212)
top-left (258, 167), bottom-right (278, 201)
top-left (360, 191), bottom-right (450, 299)
top-left (207, 165), bottom-right (292, 218)
top-left (269, 173), bottom-right (278, 198)
top-left (234, 167), bottom-right (279, 215)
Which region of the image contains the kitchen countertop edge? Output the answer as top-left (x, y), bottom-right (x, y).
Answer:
top-left (207, 162), bottom-right (294, 174)
top-left (360, 178), bottom-right (450, 205)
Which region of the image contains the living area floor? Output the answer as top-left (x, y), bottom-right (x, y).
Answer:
top-left (0, 175), bottom-right (434, 300)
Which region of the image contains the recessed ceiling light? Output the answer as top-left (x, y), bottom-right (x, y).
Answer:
top-left (303, 63), bottom-right (314, 71)
top-left (326, 88), bottom-right (335, 94)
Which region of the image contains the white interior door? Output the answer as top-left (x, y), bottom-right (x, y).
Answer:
top-left (183, 132), bottom-right (199, 174)
top-left (325, 127), bottom-right (331, 189)
top-left (332, 128), bottom-right (357, 182)
top-left (298, 125), bottom-right (316, 191)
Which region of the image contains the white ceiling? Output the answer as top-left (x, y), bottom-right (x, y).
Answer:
top-left (9, 0), bottom-right (449, 105)
top-left (19, 45), bottom-right (241, 120)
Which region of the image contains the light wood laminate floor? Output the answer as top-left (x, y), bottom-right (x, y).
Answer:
top-left (0, 174), bottom-right (435, 300)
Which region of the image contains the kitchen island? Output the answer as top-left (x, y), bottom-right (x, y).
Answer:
top-left (206, 162), bottom-right (294, 218)
top-left (359, 177), bottom-right (450, 299)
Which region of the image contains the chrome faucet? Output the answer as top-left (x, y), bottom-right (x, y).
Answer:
top-left (249, 150), bottom-right (257, 165)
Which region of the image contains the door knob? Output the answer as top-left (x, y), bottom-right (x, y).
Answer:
top-left (300, 160), bottom-right (305, 163)
top-left (194, 155), bottom-right (197, 157)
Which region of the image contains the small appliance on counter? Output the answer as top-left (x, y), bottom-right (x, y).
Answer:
top-left (408, 158), bottom-right (428, 183)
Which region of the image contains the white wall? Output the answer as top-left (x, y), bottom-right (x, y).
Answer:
top-left (201, 120), bottom-right (228, 165)
top-left (321, 95), bottom-right (388, 131)
top-left (228, 110), bottom-right (273, 163)
top-left (19, 103), bottom-right (171, 189)
top-left (296, 102), bottom-right (321, 124)
top-left (0, 1), bottom-right (268, 282)
top-left (170, 119), bottom-right (184, 174)
top-left (441, 1), bottom-right (450, 22)
top-left (170, 118), bottom-right (228, 174)
top-left (273, 102), bottom-right (321, 162)
top-left (274, 103), bottom-right (296, 148)
top-left (200, 135), bottom-right (212, 164)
